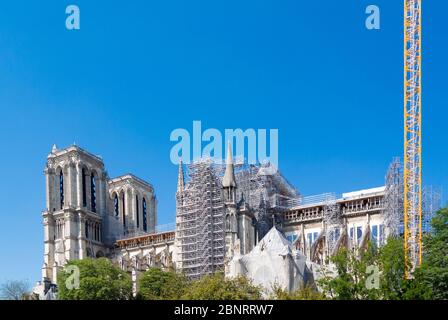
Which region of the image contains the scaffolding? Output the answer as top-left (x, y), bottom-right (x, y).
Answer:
top-left (422, 186), bottom-right (442, 234)
top-left (323, 194), bottom-right (341, 256)
top-left (384, 157), bottom-right (404, 237)
top-left (176, 159), bottom-right (300, 279)
top-left (383, 157), bottom-right (441, 238)
top-left (233, 162), bottom-right (300, 239)
top-left (176, 158), bottom-right (226, 279)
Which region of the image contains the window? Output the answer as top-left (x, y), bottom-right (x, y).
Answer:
top-left (59, 171), bottom-right (64, 209)
top-left (136, 195), bottom-right (140, 228)
top-left (335, 228), bottom-right (340, 240)
top-left (306, 232), bottom-right (319, 245)
top-left (286, 234), bottom-right (297, 243)
top-left (349, 227), bottom-right (354, 240)
top-left (307, 233), bottom-right (312, 245)
top-left (114, 194), bottom-right (119, 217)
top-left (143, 198), bottom-right (147, 232)
top-left (82, 169), bottom-right (87, 207)
top-left (356, 226), bottom-right (362, 242)
top-left (91, 174), bottom-right (96, 213)
top-left (371, 225), bottom-right (379, 245)
top-left (85, 221), bottom-right (89, 238)
top-left (329, 228), bottom-right (340, 243)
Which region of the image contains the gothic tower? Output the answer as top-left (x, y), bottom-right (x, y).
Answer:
top-left (42, 145), bottom-right (109, 284)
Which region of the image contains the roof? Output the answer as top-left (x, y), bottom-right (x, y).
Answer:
top-left (341, 186), bottom-right (385, 200)
top-left (249, 226), bottom-right (292, 257)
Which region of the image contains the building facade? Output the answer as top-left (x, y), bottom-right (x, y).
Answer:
top-left (40, 145), bottom-right (397, 293)
top-left (41, 145), bottom-right (157, 284)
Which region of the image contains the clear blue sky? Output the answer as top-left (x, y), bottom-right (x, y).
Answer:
top-left (0, 1), bottom-right (447, 284)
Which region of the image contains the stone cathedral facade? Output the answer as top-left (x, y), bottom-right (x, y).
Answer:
top-left (39, 144), bottom-right (390, 296)
top-left (41, 145), bottom-right (157, 284)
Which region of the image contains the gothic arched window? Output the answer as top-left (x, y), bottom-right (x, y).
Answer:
top-left (91, 173), bottom-right (97, 213)
top-left (114, 194), bottom-right (119, 217)
top-left (136, 195), bottom-right (140, 228)
top-left (59, 170), bottom-right (64, 209)
top-left (82, 168), bottom-right (87, 207)
top-left (143, 198), bottom-right (147, 232)
top-left (85, 221), bottom-right (89, 239)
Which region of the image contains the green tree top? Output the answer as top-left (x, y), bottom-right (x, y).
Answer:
top-left (57, 258), bottom-right (132, 300)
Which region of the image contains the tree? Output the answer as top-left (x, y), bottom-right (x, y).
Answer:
top-left (318, 243), bottom-right (381, 300)
top-left (57, 258), bottom-right (132, 300)
top-left (181, 273), bottom-right (263, 300)
top-left (318, 207), bottom-right (448, 300)
top-left (376, 237), bottom-right (408, 299)
top-left (270, 284), bottom-right (324, 300)
top-left (138, 268), bottom-right (188, 300)
top-left (0, 280), bottom-right (31, 300)
top-left (413, 207), bottom-right (448, 299)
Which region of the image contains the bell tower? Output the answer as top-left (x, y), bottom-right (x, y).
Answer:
top-left (42, 145), bottom-right (108, 284)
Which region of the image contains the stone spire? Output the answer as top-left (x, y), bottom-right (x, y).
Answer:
top-left (177, 160), bottom-right (184, 193)
top-left (51, 144), bottom-right (58, 153)
top-left (222, 142), bottom-right (236, 188)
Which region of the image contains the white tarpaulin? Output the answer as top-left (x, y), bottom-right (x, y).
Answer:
top-left (227, 227), bottom-right (314, 294)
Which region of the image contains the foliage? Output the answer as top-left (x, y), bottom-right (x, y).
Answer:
top-left (270, 284), bottom-right (324, 300)
top-left (181, 273), bottom-right (263, 300)
top-left (414, 207), bottom-right (448, 299)
top-left (138, 267), bottom-right (188, 300)
top-left (0, 280), bottom-right (31, 300)
top-left (57, 258), bottom-right (132, 300)
top-left (318, 243), bottom-right (381, 300)
top-left (318, 207), bottom-right (448, 300)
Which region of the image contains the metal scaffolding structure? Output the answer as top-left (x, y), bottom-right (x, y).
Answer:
top-left (176, 159), bottom-right (300, 279)
top-left (422, 186), bottom-right (442, 234)
top-left (384, 157), bottom-right (404, 238)
top-left (233, 162), bottom-right (300, 239)
top-left (383, 157), bottom-right (441, 239)
top-left (323, 194), bottom-right (342, 256)
top-left (176, 158), bottom-right (226, 279)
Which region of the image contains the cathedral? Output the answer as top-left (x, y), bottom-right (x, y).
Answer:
top-left (38, 144), bottom-right (393, 296)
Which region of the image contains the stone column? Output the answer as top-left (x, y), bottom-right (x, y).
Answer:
top-left (131, 189), bottom-right (137, 229)
top-left (45, 168), bottom-right (53, 211)
top-left (68, 163), bottom-right (76, 207)
top-left (86, 171), bottom-right (92, 211)
top-left (76, 163), bottom-right (82, 208)
top-left (96, 174), bottom-right (103, 216)
top-left (125, 188), bottom-right (132, 233)
top-left (64, 212), bottom-right (74, 262)
top-left (78, 213), bottom-right (86, 259)
top-left (43, 214), bottom-right (55, 281)
top-left (151, 194), bottom-right (157, 232)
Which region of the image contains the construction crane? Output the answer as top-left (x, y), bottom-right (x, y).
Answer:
top-left (403, 0), bottom-right (422, 278)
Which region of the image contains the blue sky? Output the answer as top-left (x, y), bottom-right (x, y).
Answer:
top-left (0, 1), bottom-right (447, 284)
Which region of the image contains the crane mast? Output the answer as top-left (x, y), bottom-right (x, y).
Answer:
top-left (403, 0), bottom-right (423, 278)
